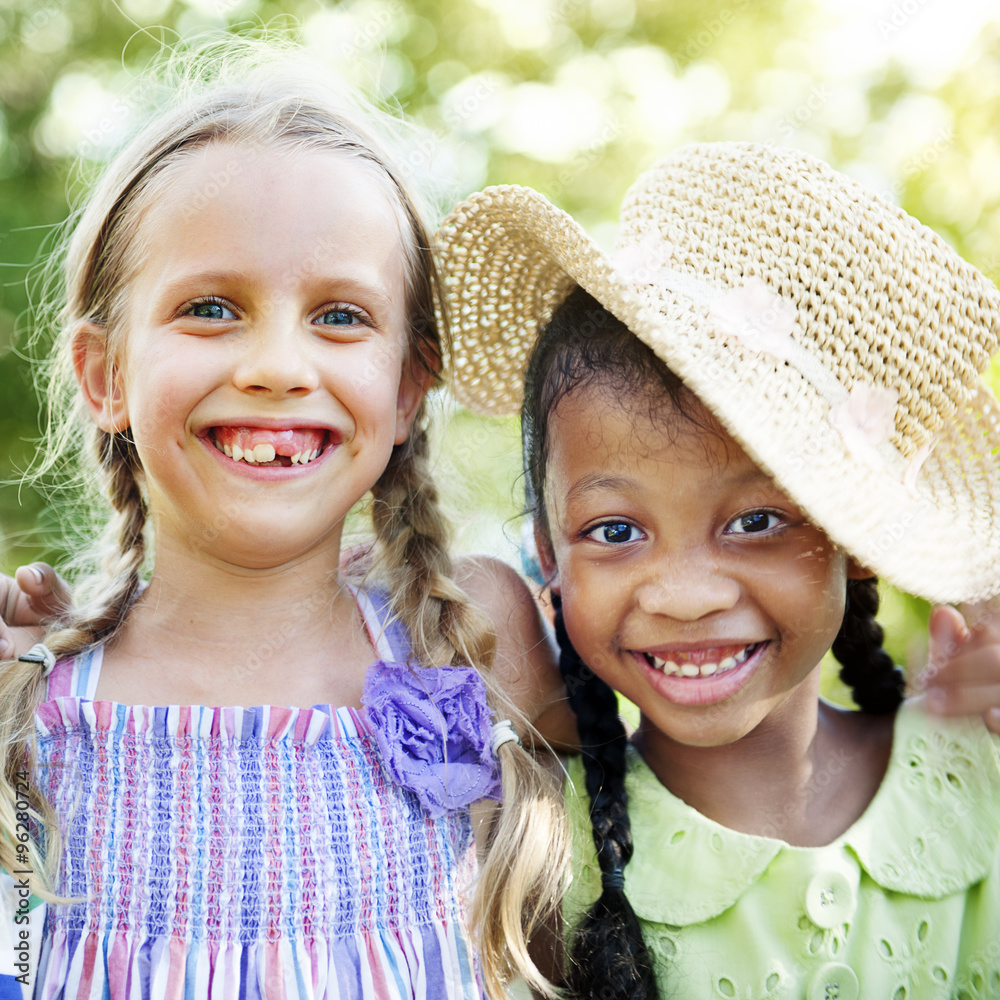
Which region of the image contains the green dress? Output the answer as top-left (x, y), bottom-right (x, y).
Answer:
top-left (565, 701), bottom-right (1000, 1000)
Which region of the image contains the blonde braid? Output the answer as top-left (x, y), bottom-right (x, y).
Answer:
top-left (0, 428), bottom-right (147, 890)
top-left (370, 412), bottom-right (568, 1000)
top-left (370, 411), bottom-right (494, 669)
top-left (45, 429), bottom-right (147, 660)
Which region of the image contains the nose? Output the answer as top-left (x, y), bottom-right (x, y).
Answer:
top-left (635, 552), bottom-right (741, 621)
top-left (233, 312), bottom-right (319, 396)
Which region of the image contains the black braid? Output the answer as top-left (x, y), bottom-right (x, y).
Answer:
top-left (553, 595), bottom-right (660, 1000)
top-left (831, 577), bottom-right (904, 714)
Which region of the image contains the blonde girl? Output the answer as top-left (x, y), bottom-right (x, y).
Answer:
top-left (436, 143), bottom-right (1000, 998)
top-left (0, 45), bottom-right (567, 1000)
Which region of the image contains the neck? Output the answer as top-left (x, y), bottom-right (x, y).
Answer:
top-left (97, 533), bottom-right (377, 708)
top-left (633, 678), bottom-right (892, 847)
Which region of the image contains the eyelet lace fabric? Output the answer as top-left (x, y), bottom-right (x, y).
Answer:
top-left (565, 701), bottom-right (1000, 998)
top-left (32, 591), bottom-right (486, 1000)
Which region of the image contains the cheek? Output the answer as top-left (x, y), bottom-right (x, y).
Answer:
top-left (559, 569), bottom-right (620, 667)
top-left (788, 549), bottom-right (848, 646)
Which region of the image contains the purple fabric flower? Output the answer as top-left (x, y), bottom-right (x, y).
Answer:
top-left (362, 660), bottom-right (502, 817)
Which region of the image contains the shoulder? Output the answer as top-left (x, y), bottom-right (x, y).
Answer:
top-left (455, 555), bottom-right (576, 744)
top-left (846, 698), bottom-right (1000, 896)
top-left (453, 554), bottom-right (539, 623)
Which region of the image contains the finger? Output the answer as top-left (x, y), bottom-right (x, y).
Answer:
top-left (925, 682), bottom-right (1000, 718)
top-left (915, 605), bottom-right (969, 690)
top-left (958, 600), bottom-right (1000, 650)
top-left (926, 642), bottom-right (1000, 691)
top-left (0, 574), bottom-right (21, 658)
top-left (14, 563), bottom-right (71, 621)
top-left (0, 621), bottom-right (13, 659)
top-left (987, 707), bottom-right (1000, 735)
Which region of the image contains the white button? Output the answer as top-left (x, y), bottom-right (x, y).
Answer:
top-left (805, 870), bottom-right (855, 928)
top-left (808, 962), bottom-right (859, 1000)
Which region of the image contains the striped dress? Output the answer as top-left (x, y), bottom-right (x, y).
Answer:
top-left (32, 590), bottom-right (485, 999)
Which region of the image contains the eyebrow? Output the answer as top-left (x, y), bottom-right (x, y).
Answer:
top-left (564, 474), bottom-right (640, 506)
top-left (157, 270), bottom-right (395, 311)
top-left (564, 463), bottom-right (774, 506)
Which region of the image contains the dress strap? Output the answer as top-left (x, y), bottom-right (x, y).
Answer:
top-left (46, 646), bottom-right (104, 701)
top-left (349, 586), bottom-right (413, 663)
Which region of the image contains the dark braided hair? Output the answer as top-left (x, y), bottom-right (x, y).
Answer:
top-left (832, 578), bottom-right (904, 713)
top-left (523, 287), bottom-right (902, 996)
top-left (553, 594), bottom-right (659, 1000)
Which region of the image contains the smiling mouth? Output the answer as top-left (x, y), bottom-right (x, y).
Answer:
top-left (209, 426), bottom-right (332, 467)
top-left (640, 643), bottom-right (764, 678)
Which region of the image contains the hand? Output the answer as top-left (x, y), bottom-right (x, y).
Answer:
top-left (918, 603), bottom-right (1000, 735)
top-left (0, 563), bottom-right (72, 659)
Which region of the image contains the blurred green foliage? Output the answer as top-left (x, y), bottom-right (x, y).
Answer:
top-left (1, 0), bottom-right (997, 691)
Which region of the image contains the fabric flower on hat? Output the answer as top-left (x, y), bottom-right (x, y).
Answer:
top-left (615, 232), bottom-right (685, 286)
top-left (363, 660), bottom-right (501, 816)
top-left (709, 278), bottom-right (797, 361)
top-left (829, 382), bottom-right (898, 470)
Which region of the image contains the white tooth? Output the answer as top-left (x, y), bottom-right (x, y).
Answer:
top-left (310, 448), bottom-right (320, 461)
top-left (735, 646), bottom-right (751, 663)
top-left (291, 451), bottom-right (301, 465)
top-left (224, 444), bottom-right (233, 458)
top-left (664, 660), bottom-right (680, 675)
top-left (681, 663), bottom-right (700, 678)
top-left (232, 444), bottom-right (244, 462)
top-left (650, 656), bottom-right (664, 671)
top-left (720, 656), bottom-right (737, 670)
top-left (254, 443), bottom-right (276, 463)
top-left (700, 662), bottom-right (718, 676)
top-left (243, 449), bottom-right (256, 463)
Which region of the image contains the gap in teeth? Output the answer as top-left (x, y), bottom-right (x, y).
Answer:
top-left (212, 434), bottom-right (321, 466)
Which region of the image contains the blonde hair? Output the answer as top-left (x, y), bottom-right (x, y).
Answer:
top-left (1, 39), bottom-right (566, 998)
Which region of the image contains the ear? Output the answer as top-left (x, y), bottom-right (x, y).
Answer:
top-left (72, 321), bottom-right (129, 433)
top-left (846, 557), bottom-right (874, 581)
top-left (534, 521), bottom-right (560, 594)
top-left (394, 353), bottom-right (434, 445)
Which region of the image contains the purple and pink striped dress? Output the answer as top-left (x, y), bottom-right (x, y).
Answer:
top-left (32, 590), bottom-right (486, 999)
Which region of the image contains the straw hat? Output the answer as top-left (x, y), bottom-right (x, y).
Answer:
top-left (435, 142), bottom-right (1000, 603)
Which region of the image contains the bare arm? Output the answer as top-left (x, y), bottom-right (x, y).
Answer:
top-left (456, 554), bottom-right (578, 750)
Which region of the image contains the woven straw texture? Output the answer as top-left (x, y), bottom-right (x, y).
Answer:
top-left (435, 142), bottom-right (1000, 603)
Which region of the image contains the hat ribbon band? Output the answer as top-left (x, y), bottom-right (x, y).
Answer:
top-left (614, 243), bottom-right (927, 489)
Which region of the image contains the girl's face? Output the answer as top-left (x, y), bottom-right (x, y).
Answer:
top-left (75, 143), bottom-right (424, 570)
top-left (539, 381), bottom-right (859, 749)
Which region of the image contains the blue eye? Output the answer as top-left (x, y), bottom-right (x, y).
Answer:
top-left (727, 511), bottom-right (783, 534)
top-left (587, 522), bottom-right (642, 545)
top-left (317, 307), bottom-right (360, 326)
top-left (188, 300), bottom-right (235, 320)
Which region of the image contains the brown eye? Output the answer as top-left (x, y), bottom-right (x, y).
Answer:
top-left (727, 511), bottom-right (782, 534)
top-left (587, 522), bottom-right (641, 544)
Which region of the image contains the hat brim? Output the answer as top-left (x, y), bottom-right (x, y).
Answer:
top-left (436, 184), bottom-right (1000, 604)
